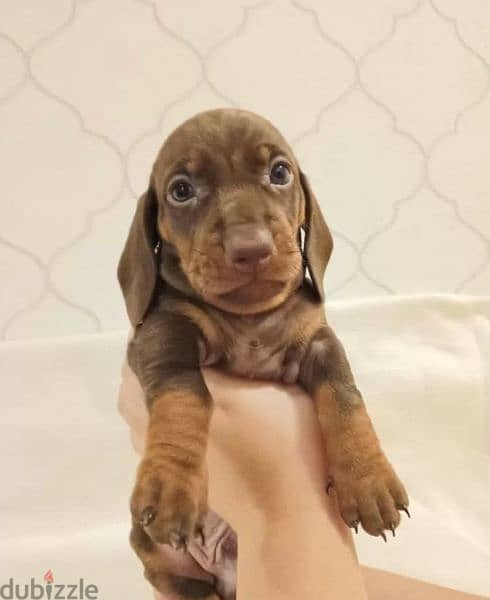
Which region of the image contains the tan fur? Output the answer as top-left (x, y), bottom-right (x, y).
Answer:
top-left (131, 391), bottom-right (209, 549)
top-left (314, 383), bottom-right (408, 535)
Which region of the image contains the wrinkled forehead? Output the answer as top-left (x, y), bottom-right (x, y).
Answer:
top-left (153, 110), bottom-right (295, 185)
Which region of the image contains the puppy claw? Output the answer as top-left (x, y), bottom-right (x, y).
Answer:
top-left (390, 524), bottom-right (396, 537)
top-left (350, 520), bottom-right (359, 534)
top-left (140, 506), bottom-right (156, 527)
top-left (380, 531), bottom-right (387, 543)
top-left (401, 506), bottom-right (411, 519)
top-left (195, 526), bottom-right (206, 546)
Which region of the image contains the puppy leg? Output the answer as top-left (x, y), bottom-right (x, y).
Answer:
top-left (300, 326), bottom-right (409, 539)
top-left (129, 313), bottom-right (216, 591)
top-left (131, 388), bottom-right (211, 549)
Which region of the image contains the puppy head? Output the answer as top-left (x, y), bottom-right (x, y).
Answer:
top-left (118, 109), bottom-right (332, 326)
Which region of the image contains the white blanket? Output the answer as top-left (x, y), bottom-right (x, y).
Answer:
top-left (0, 295), bottom-right (488, 597)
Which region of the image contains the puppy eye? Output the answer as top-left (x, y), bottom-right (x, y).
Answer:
top-left (269, 161), bottom-right (291, 186)
top-left (168, 177), bottom-right (196, 205)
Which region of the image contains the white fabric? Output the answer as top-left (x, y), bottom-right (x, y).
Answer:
top-left (0, 295), bottom-right (489, 597)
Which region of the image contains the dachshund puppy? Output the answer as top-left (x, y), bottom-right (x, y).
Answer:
top-left (118, 109), bottom-right (409, 599)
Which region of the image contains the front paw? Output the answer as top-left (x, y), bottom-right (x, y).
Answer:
top-left (130, 456), bottom-right (207, 549)
top-left (328, 454), bottom-right (409, 540)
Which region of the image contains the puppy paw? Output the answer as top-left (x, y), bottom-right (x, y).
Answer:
top-left (130, 456), bottom-right (207, 549)
top-left (328, 455), bottom-right (409, 540)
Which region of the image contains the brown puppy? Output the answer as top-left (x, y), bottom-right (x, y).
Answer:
top-left (118, 109), bottom-right (409, 599)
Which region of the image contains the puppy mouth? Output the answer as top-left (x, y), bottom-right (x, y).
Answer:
top-left (219, 279), bottom-right (285, 304)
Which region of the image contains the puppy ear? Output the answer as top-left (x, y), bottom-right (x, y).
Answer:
top-left (299, 170), bottom-right (333, 302)
top-left (117, 182), bottom-right (160, 327)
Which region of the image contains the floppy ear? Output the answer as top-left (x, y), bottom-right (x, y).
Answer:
top-left (299, 170), bottom-right (333, 303)
top-left (117, 183), bottom-right (160, 327)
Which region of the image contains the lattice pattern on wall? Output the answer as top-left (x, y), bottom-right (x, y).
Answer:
top-left (1, 0), bottom-right (489, 339)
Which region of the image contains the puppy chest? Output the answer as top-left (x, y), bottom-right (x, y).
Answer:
top-left (226, 336), bottom-right (288, 380)
top-left (200, 315), bottom-right (301, 383)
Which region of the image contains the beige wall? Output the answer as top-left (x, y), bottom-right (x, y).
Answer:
top-left (1, 0), bottom-right (489, 340)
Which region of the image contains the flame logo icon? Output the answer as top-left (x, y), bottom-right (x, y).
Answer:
top-left (43, 570), bottom-right (54, 584)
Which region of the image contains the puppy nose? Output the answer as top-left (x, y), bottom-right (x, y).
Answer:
top-left (225, 225), bottom-right (273, 272)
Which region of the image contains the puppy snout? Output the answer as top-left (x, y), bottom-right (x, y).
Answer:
top-left (224, 225), bottom-right (273, 272)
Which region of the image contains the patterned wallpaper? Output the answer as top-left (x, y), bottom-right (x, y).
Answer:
top-left (1, 0), bottom-right (489, 340)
